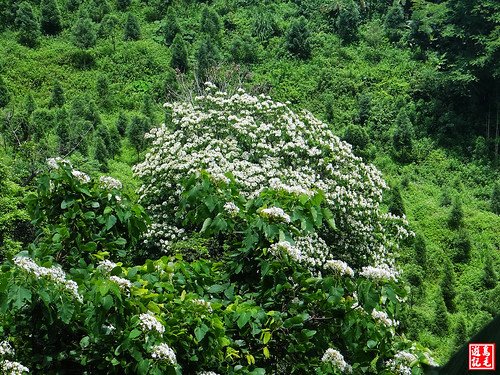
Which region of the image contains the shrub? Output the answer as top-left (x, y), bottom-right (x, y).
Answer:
top-left (285, 17), bottom-right (311, 59)
top-left (124, 13), bottom-right (140, 41)
top-left (491, 182), bottom-right (500, 215)
top-left (40, 0), bottom-right (62, 35)
top-left (170, 34), bottom-right (188, 73)
top-left (447, 196), bottom-right (464, 229)
top-left (15, 1), bottom-right (39, 48)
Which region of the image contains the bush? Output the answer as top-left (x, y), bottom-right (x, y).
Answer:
top-left (285, 17), bottom-right (311, 59)
top-left (447, 196), bottom-right (464, 229)
top-left (451, 229), bottom-right (472, 264)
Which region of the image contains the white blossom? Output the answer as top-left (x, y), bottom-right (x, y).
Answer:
top-left (385, 351), bottom-right (418, 375)
top-left (269, 241), bottom-right (302, 262)
top-left (198, 372), bottom-right (219, 375)
top-left (0, 341), bottom-right (14, 356)
top-left (151, 343), bottom-right (176, 364)
top-left (99, 176), bottom-right (123, 190)
top-left (321, 348), bottom-right (352, 373)
top-left (325, 260), bottom-right (354, 277)
top-left (360, 265), bottom-right (398, 282)
top-left (109, 276), bottom-right (132, 293)
top-left (0, 360), bottom-right (30, 374)
top-left (371, 309), bottom-right (399, 328)
top-left (46, 157), bottom-right (71, 170)
top-left (14, 256), bottom-right (83, 303)
top-left (192, 299), bottom-right (213, 312)
top-left (138, 311), bottom-right (165, 334)
top-left (71, 170), bottom-right (90, 184)
top-left (97, 259), bottom-right (117, 273)
top-left (260, 207), bottom-right (291, 223)
top-left (223, 202), bottom-right (240, 217)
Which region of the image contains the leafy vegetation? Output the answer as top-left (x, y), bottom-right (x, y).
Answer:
top-left (0, 0), bottom-right (499, 373)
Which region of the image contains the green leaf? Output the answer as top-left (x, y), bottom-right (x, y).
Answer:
top-left (208, 284), bottom-right (226, 293)
top-left (367, 339), bottom-right (378, 349)
top-left (201, 217), bottom-right (212, 233)
top-left (194, 323), bottom-right (209, 342)
top-left (322, 207), bottom-right (336, 230)
top-left (9, 285), bottom-right (31, 310)
top-left (80, 336), bottom-right (90, 348)
top-left (105, 215), bottom-right (117, 230)
top-left (102, 295), bottom-right (113, 311)
top-left (58, 300), bottom-right (75, 323)
top-left (129, 329), bottom-right (142, 339)
top-left (237, 311), bottom-right (252, 329)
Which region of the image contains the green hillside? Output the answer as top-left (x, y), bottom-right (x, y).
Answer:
top-left (0, 0), bottom-right (499, 373)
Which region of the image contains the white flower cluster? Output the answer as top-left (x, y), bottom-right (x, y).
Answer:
top-left (192, 299), bottom-right (213, 312)
top-left (99, 176), bottom-right (123, 190)
top-left (14, 256), bottom-right (83, 303)
top-left (151, 343), bottom-right (176, 364)
top-left (371, 309), bottom-right (399, 328)
top-left (71, 170), bottom-right (90, 184)
top-left (134, 85), bottom-right (411, 270)
top-left (360, 265), bottom-right (399, 282)
top-left (138, 311), bottom-right (165, 334)
top-left (0, 341), bottom-right (14, 356)
top-left (0, 360), bottom-right (30, 374)
top-left (325, 260), bottom-right (354, 277)
top-left (47, 157), bottom-right (71, 169)
top-left (269, 241), bottom-right (302, 262)
top-left (259, 206), bottom-right (291, 223)
top-left (321, 348), bottom-right (352, 373)
top-left (97, 259), bottom-right (118, 273)
top-left (109, 276), bottom-right (132, 294)
top-left (385, 351), bottom-right (418, 375)
top-left (223, 202), bottom-right (240, 217)
top-left (198, 372), bottom-right (219, 375)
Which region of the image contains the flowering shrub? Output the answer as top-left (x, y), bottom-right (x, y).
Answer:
top-left (0, 89), bottom-right (436, 374)
top-left (134, 84), bottom-right (412, 272)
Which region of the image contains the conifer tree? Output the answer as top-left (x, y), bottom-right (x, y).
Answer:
top-left (163, 10), bottom-right (180, 46)
top-left (448, 196), bottom-right (464, 229)
top-left (286, 17), bottom-right (311, 59)
top-left (385, 1), bottom-right (405, 42)
top-left (230, 35), bottom-right (258, 64)
top-left (72, 14), bottom-right (96, 49)
top-left (453, 315), bottom-right (468, 350)
top-left (94, 137), bottom-right (108, 172)
top-left (433, 294), bottom-right (449, 336)
top-left (99, 14), bottom-right (120, 51)
top-left (116, 0), bottom-right (131, 11)
top-left (392, 108), bottom-right (414, 162)
top-left (343, 124), bottom-right (369, 159)
top-left (15, 2), bottom-right (39, 48)
top-left (123, 13), bottom-right (140, 41)
top-left (195, 37), bottom-right (218, 83)
top-left (96, 75), bottom-right (111, 109)
top-left (128, 115), bottom-right (147, 158)
top-left (109, 124), bottom-right (121, 157)
top-left (414, 234), bottom-right (427, 269)
top-left (357, 92), bottom-right (371, 125)
top-left (142, 94), bottom-right (155, 126)
top-left (482, 254), bottom-right (498, 289)
top-left (56, 108), bottom-right (70, 155)
top-left (325, 101), bottom-right (334, 123)
top-left (491, 182), bottom-right (500, 215)
top-left (452, 229), bottom-right (471, 264)
top-left (40, 0), bottom-right (62, 35)
top-left (441, 260), bottom-right (456, 312)
top-left (200, 6), bottom-right (220, 39)
top-left (335, 0), bottom-right (360, 43)
top-left (170, 34), bottom-right (188, 73)
top-left (49, 81), bottom-right (65, 108)
top-left (388, 185), bottom-right (406, 217)
top-left (0, 77), bottom-right (11, 108)
top-left (116, 112), bottom-right (128, 137)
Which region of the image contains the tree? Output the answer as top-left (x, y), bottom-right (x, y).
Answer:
top-left (388, 185), bottom-right (405, 217)
top-left (24, 93), bottom-right (36, 116)
top-left (123, 13), bottom-right (140, 41)
top-left (116, 0), bottom-right (131, 11)
top-left (392, 108), bottom-right (414, 162)
top-left (96, 75), bottom-right (111, 109)
top-left (357, 92), bottom-right (371, 125)
top-left (433, 294), bottom-right (449, 336)
top-left (452, 229), bottom-right (471, 264)
top-left (448, 196), bottom-right (464, 229)
top-left (473, 135), bottom-right (489, 161)
top-left (454, 315), bottom-right (468, 350)
top-left (142, 94), bottom-right (156, 126)
top-left (163, 9), bottom-right (180, 46)
top-left (199, 6), bottom-right (220, 39)
top-left (170, 34), bottom-right (188, 73)
top-left (343, 124), bottom-right (370, 159)
top-left (128, 116), bottom-right (148, 158)
top-left (285, 17), bottom-right (311, 59)
top-left (491, 182), bottom-right (500, 215)
top-left (195, 37), bottom-right (219, 83)
top-left (0, 77), bottom-right (10, 108)
top-left (385, 1), bottom-right (405, 42)
top-left (252, 12), bottom-right (279, 42)
top-left (56, 108), bottom-right (70, 155)
top-left (483, 254), bottom-right (498, 289)
top-left (441, 260), bottom-right (456, 312)
top-left (116, 112), bottom-right (128, 137)
top-left (49, 81), bottom-right (65, 108)
top-left (230, 35), bottom-right (258, 64)
top-left (325, 101), bottom-right (334, 123)
top-left (109, 124), bottom-right (121, 157)
top-left (414, 234), bottom-right (427, 270)
top-left (15, 1), bottom-right (39, 48)
top-left (72, 14), bottom-right (96, 49)
top-left (40, 0), bottom-right (62, 35)
top-left (94, 137), bottom-right (108, 172)
top-left (99, 14), bottom-right (120, 51)
top-left (335, 0), bottom-right (360, 43)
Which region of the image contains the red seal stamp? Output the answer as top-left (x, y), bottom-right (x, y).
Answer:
top-left (469, 343), bottom-right (496, 370)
